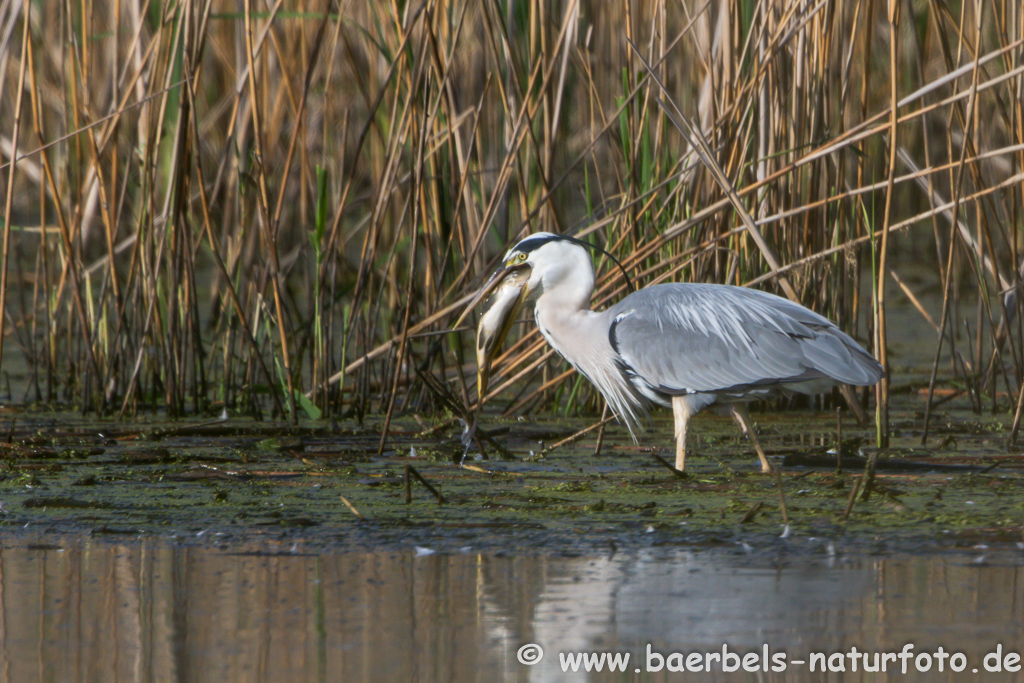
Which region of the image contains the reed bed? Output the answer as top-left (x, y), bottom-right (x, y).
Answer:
top-left (0, 0), bottom-right (1021, 449)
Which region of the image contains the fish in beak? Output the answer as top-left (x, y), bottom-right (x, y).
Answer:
top-left (454, 263), bottom-right (530, 462)
top-left (454, 263), bottom-right (531, 397)
top-left (473, 266), bottom-right (530, 398)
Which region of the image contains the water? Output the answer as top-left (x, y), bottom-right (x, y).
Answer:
top-left (1, 536), bottom-right (1021, 682)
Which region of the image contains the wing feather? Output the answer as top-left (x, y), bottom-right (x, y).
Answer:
top-left (607, 284), bottom-right (882, 396)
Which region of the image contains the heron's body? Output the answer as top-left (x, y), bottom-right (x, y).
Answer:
top-left (462, 233), bottom-right (884, 472)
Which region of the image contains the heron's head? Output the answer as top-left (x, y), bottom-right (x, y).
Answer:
top-left (456, 233), bottom-right (597, 327)
top-left (454, 233), bottom-right (597, 392)
top-left (498, 232), bottom-right (595, 304)
top-left (456, 232), bottom-right (634, 399)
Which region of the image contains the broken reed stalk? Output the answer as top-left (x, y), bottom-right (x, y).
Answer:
top-left (339, 494), bottom-right (365, 521)
top-left (842, 475), bottom-right (864, 521)
top-left (592, 405), bottom-right (610, 457)
top-left (739, 501), bottom-right (763, 525)
top-left (404, 464), bottom-right (444, 505)
top-left (835, 408), bottom-right (842, 473)
top-left (650, 451), bottom-right (687, 479)
top-left (1010, 381), bottom-right (1024, 448)
top-left (770, 463), bottom-right (790, 526)
top-left (538, 413), bottom-right (617, 457)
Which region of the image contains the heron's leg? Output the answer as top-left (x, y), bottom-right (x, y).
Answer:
top-left (729, 404), bottom-right (772, 473)
top-left (671, 396), bottom-right (694, 471)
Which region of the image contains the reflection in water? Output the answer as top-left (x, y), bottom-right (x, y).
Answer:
top-left (0, 537), bottom-right (1021, 682)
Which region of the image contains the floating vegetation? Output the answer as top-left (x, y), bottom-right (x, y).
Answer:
top-left (0, 407), bottom-right (1020, 555)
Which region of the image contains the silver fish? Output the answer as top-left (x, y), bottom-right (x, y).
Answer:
top-left (474, 266), bottom-right (530, 398)
top-left (454, 263), bottom-right (531, 462)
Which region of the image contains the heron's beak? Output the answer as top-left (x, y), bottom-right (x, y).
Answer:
top-left (454, 262), bottom-right (531, 398)
top-left (454, 262), bottom-right (528, 329)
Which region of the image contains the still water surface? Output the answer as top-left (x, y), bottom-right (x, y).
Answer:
top-left (0, 536), bottom-right (1021, 682)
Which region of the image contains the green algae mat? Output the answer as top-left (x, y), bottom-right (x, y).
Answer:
top-left (1, 406), bottom-right (1022, 556)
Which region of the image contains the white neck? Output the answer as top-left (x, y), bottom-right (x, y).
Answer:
top-left (532, 288), bottom-right (645, 436)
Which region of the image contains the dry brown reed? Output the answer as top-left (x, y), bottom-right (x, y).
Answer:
top-left (0, 0), bottom-right (1021, 449)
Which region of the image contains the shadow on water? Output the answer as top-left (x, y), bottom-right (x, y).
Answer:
top-left (0, 537), bottom-right (1022, 682)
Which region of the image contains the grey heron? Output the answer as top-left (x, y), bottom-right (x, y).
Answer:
top-left (460, 232), bottom-right (884, 472)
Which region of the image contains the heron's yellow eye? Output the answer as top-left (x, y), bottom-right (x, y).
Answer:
top-left (505, 252), bottom-right (528, 268)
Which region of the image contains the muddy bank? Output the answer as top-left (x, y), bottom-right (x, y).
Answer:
top-left (0, 405), bottom-right (1021, 558)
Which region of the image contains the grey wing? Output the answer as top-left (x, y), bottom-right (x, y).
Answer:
top-left (606, 284), bottom-right (882, 396)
